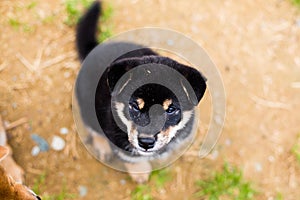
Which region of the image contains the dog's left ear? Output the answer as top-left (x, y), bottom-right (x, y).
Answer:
top-left (176, 65), bottom-right (207, 105)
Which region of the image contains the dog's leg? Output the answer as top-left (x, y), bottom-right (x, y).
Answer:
top-left (124, 161), bottom-right (152, 184)
top-left (87, 127), bottom-right (112, 161)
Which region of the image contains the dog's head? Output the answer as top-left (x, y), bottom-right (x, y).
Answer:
top-left (106, 55), bottom-right (206, 156)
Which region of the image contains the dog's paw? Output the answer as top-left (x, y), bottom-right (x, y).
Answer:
top-left (87, 128), bottom-right (113, 161)
top-left (124, 161), bottom-right (152, 184)
top-left (129, 172), bottom-right (150, 184)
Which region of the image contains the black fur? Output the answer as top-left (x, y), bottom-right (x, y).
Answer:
top-left (76, 1), bottom-right (207, 156)
top-left (76, 1), bottom-right (101, 61)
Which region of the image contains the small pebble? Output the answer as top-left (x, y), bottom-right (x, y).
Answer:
top-left (12, 102), bottom-right (17, 109)
top-left (51, 136), bottom-right (65, 151)
top-left (78, 185), bottom-right (88, 197)
top-left (120, 179), bottom-right (126, 185)
top-left (64, 71), bottom-right (71, 78)
top-left (209, 150), bottom-right (219, 160)
top-left (167, 39), bottom-right (174, 46)
top-left (268, 155), bottom-right (275, 163)
top-left (19, 73), bottom-right (25, 79)
top-left (1, 110), bottom-right (7, 116)
top-left (31, 146), bottom-right (40, 156)
top-left (254, 162), bottom-right (263, 172)
top-left (59, 127), bottom-right (69, 135)
top-left (4, 121), bottom-right (9, 127)
top-left (158, 188), bottom-right (166, 194)
top-left (225, 138), bottom-right (232, 146)
top-left (214, 115), bottom-right (223, 125)
top-left (296, 19), bottom-right (300, 27)
top-left (31, 134), bottom-right (49, 151)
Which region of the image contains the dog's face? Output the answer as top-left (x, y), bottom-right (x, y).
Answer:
top-left (106, 55), bottom-right (207, 156)
top-left (120, 83), bottom-right (189, 155)
top-left (114, 83), bottom-right (196, 156)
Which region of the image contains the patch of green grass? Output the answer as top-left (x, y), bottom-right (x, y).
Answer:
top-left (150, 168), bottom-right (171, 188)
top-left (131, 168), bottom-right (172, 200)
top-left (9, 18), bottom-right (22, 29)
top-left (64, 0), bottom-right (94, 26)
top-left (32, 173), bottom-right (76, 200)
top-left (8, 2), bottom-right (37, 32)
top-left (97, 3), bottom-right (114, 42)
top-left (292, 135), bottom-right (300, 163)
top-left (101, 3), bottom-right (113, 22)
top-left (98, 28), bottom-right (113, 42)
top-left (26, 1), bottom-right (37, 10)
top-left (32, 172), bottom-right (46, 195)
top-left (292, 0), bottom-right (300, 7)
top-left (42, 15), bottom-right (56, 24)
top-left (131, 185), bottom-right (153, 200)
top-left (8, 18), bottom-right (34, 33)
top-left (64, 0), bottom-right (114, 40)
top-left (275, 192), bottom-right (284, 200)
top-left (195, 163), bottom-right (256, 200)
top-left (23, 24), bottom-right (34, 33)
top-left (42, 184), bottom-right (77, 200)
top-left (292, 144), bottom-right (300, 162)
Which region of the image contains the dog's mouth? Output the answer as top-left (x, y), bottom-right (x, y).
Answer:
top-left (133, 143), bottom-right (160, 156)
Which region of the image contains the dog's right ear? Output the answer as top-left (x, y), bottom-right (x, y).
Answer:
top-left (107, 49), bottom-right (158, 93)
top-left (107, 59), bottom-right (138, 93)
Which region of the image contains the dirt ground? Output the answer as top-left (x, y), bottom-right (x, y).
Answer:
top-left (0, 0), bottom-right (300, 199)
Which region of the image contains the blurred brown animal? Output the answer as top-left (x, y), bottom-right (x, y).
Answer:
top-left (0, 115), bottom-right (24, 183)
top-left (0, 146), bottom-right (41, 200)
top-left (0, 116), bottom-right (41, 199)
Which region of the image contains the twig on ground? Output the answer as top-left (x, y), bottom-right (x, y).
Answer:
top-left (16, 39), bottom-right (74, 72)
top-left (291, 82), bottom-right (300, 89)
top-left (26, 167), bottom-right (44, 175)
top-left (41, 52), bottom-right (75, 69)
top-left (11, 84), bottom-right (29, 90)
top-left (33, 47), bottom-right (44, 71)
top-left (5, 117), bottom-right (28, 130)
top-left (16, 53), bottom-right (35, 72)
top-left (251, 95), bottom-right (291, 110)
top-left (0, 62), bottom-right (7, 72)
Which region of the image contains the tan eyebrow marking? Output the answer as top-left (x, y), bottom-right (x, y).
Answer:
top-left (163, 99), bottom-right (172, 110)
top-left (136, 98), bottom-right (145, 110)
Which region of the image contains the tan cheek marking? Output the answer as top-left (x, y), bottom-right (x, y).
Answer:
top-left (136, 98), bottom-right (145, 110)
top-left (158, 127), bottom-right (175, 144)
top-left (160, 127), bottom-right (173, 137)
top-left (163, 99), bottom-right (172, 110)
top-left (128, 125), bottom-right (137, 143)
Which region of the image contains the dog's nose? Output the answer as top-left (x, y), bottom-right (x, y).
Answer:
top-left (138, 137), bottom-right (155, 150)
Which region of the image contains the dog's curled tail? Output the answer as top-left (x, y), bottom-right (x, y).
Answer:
top-left (76, 1), bottom-right (101, 61)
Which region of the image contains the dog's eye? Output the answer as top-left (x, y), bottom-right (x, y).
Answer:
top-left (166, 105), bottom-right (177, 114)
top-left (130, 102), bottom-right (140, 112)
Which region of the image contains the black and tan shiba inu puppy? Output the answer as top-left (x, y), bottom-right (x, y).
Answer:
top-left (76, 1), bottom-right (206, 182)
